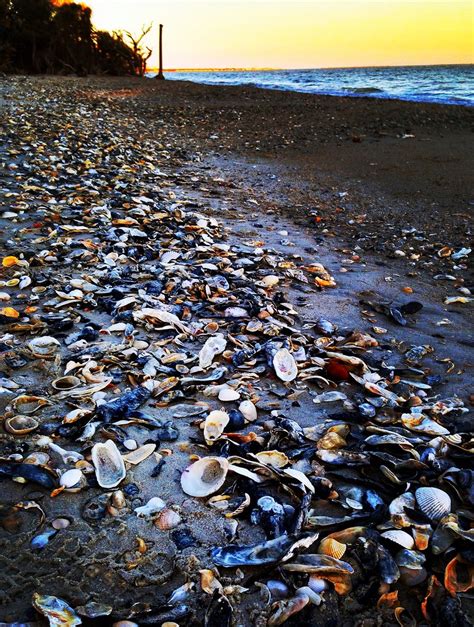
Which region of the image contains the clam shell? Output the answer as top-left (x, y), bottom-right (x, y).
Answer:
top-left (239, 400), bottom-right (257, 422)
top-left (4, 414), bottom-right (39, 435)
top-left (12, 395), bottom-right (50, 414)
top-left (60, 468), bottom-right (84, 488)
top-left (181, 456), bottom-right (229, 497)
top-left (91, 440), bottom-right (126, 489)
top-left (381, 529), bottom-right (415, 549)
top-left (415, 487), bottom-right (451, 521)
top-left (318, 538), bottom-right (347, 559)
top-left (218, 387), bottom-right (240, 402)
top-left (273, 348), bottom-right (297, 382)
top-left (199, 334), bottom-right (227, 369)
top-left (52, 376), bottom-right (81, 391)
top-left (155, 508), bottom-right (182, 530)
top-left (203, 410), bottom-right (229, 444)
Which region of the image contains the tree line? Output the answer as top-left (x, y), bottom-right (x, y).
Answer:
top-left (0, 0), bottom-right (152, 76)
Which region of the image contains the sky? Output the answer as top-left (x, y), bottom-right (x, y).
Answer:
top-left (85, 0), bottom-right (474, 69)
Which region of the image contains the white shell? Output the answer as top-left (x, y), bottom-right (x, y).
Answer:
top-left (181, 456), bottom-right (229, 497)
top-left (259, 275), bottom-right (279, 288)
top-left (91, 440), bottom-right (126, 488)
top-left (134, 497), bottom-right (166, 517)
top-left (415, 487), bottom-right (451, 521)
top-left (218, 387), bottom-right (240, 402)
top-left (239, 400), bottom-right (257, 422)
top-left (273, 348), bottom-right (297, 382)
top-left (203, 410), bottom-right (229, 444)
top-left (28, 336), bottom-right (61, 357)
top-left (199, 334), bottom-right (227, 369)
top-left (381, 529), bottom-right (415, 549)
top-left (59, 468), bottom-right (84, 488)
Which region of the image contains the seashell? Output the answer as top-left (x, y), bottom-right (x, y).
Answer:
top-left (218, 386), bottom-right (240, 402)
top-left (4, 414), bottom-right (39, 435)
top-left (134, 497), bottom-right (166, 517)
top-left (307, 576), bottom-right (329, 594)
top-left (396, 548), bottom-right (426, 570)
top-left (266, 579), bottom-right (290, 600)
top-left (318, 538), bottom-right (347, 559)
top-left (239, 399), bottom-right (257, 422)
top-left (155, 508), bottom-right (182, 530)
top-left (199, 334), bottom-right (227, 369)
top-left (401, 414), bottom-right (450, 436)
top-left (91, 439), bottom-right (126, 489)
top-left (444, 554), bottom-right (474, 596)
top-left (52, 517), bottom-right (71, 530)
top-left (181, 456), bottom-right (229, 497)
top-left (32, 593), bottom-right (81, 626)
top-left (415, 487), bottom-right (451, 522)
top-left (60, 468), bottom-right (84, 488)
top-left (122, 443), bottom-right (156, 465)
top-left (31, 528), bottom-right (58, 550)
top-left (282, 554), bottom-right (354, 575)
top-left (273, 348), bottom-right (297, 382)
top-left (12, 395), bottom-right (50, 414)
top-left (259, 275), bottom-right (279, 288)
top-left (381, 529), bottom-right (415, 549)
top-left (200, 569), bottom-right (223, 594)
top-left (76, 601), bottom-right (113, 618)
top-left (203, 410), bottom-right (229, 444)
top-left (255, 450), bottom-right (289, 469)
top-left (27, 336), bottom-right (61, 358)
top-left (52, 375), bottom-right (81, 391)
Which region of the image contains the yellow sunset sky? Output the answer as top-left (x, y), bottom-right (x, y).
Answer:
top-left (86, 0), bottom-right (473, 69)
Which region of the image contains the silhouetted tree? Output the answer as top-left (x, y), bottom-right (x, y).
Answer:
top-left (0, 0), bottom-right (151, 76)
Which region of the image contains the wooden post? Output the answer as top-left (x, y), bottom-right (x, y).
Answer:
top-left (156, 24), bottom-right (165, 79)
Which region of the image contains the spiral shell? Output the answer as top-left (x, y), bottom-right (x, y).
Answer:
top-left (155, 508), bottom-right (182, 530)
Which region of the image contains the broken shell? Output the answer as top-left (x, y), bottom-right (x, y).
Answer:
top-left (203, 410), bottom-right (230, 444)
top-left (52, 376), bottom-right (81, 391)
top-left (4, 414), bottom-right (39, 435)
top-left (444, 554), bottom-right (474, 596)
top-left (273, 348), bottom-right (298, 382)
top-left (32, 593), bottom-right (81, 626)
top-left (199, 334), bottom-right (227, 369)
top-left (181, 456), bottom-right (229, 497)
top-left (122, 443), bottom-right (156, 465)
top-left (134, 497), bottom-right (166, 517)
top-left (155, 508), bottom-right (182, 530)
top-left (27, 336), bottom-right (61, 358)
top-left (381, 529), bottom-right (415, 549)
top-left (255, 450), bottom-right (289, 469)
top-left (91, 439), bottom-right (126, 489)
top-left (415, 487), bottom-right (451, 522)
top-left (239, 399), bottom-right (257, 422)
top-left (12, 395), bottom-right (50, 414)
top-left (318, 538), bottom-right (347, 559)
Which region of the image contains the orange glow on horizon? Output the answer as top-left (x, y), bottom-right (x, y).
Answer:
top-left (83, 0), bottom-right (473, 70)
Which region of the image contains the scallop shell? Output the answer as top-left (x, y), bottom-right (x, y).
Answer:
top-left (52, 376), bottom-right (81, 391)
top-left (318, 537), bottom-right (347, 559)
top-left (199, 334), bottom-right (227, 369)
top-left (239, 400), bottom-right (257, 422)
top-left (27, 336), bottom-right (61, 358)
top-left (415, 487), bottom-right (451, 521)
top-left (155, 508), bottom-right (182, 530)
top-left (181, 456), bottom-right (229, 497)
top-left (203, 410), bottom-right (229, 444)
top-left (381, 529), bottom-right (415, 549)
top-left (273, 348), bottom-right (297, 382)
top-left (218, 387), bottom-right (240, 402)
top-left (91, 440), bottom-right (126, 489)
top-left (4, 414), bottom-right (39, 435)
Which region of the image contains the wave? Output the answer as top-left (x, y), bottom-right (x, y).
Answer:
top-left (343, 86), bottom-right (384, 94)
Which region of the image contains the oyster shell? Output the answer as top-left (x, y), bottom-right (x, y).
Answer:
top-left (4, 414), bottom-right (39, 435)
top-left (203, 410), bottom-right (229, 444)
top-left (273, 348), bottom-right (298, 382)
top-left (239, 399), bottom-right (257, 422)
top-left (255, 450), bottom-right (289, 469)
top-left (52, 376), bottom-right (81, 391)
top-left (181, 456), bottom-right (229, 497)
top-left (91, 439), bottom-right (126, 489)
top-left (32, 593), bottom-right (81, 626)
top-left (199, 334), bottom-right (227, 369)
top-left (415, 487), bottom-right (451, 521)
top-left (27, 336), bottom-right (61, 358)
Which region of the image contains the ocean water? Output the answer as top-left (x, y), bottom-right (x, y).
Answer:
top-left (158, 65), bottom-right (474, 106)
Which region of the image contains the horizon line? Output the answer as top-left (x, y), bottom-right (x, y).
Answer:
top-left (148, 62), bottom-right (474, 73)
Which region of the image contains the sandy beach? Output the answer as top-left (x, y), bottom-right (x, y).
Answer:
top-left (0, 76), bottom-right (472, 625)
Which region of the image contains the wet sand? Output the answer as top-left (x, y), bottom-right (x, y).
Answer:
top-left (0, 76), bottom-right (473, 625)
